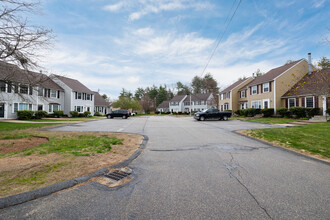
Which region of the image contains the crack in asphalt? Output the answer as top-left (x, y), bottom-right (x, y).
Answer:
top-left (224, 153), bottom-right (273, 219)
top-left (141, 117), bottom-right (149, 134)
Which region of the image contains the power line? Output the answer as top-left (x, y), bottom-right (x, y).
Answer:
top-left (200, 0), bottom-right (242, 77)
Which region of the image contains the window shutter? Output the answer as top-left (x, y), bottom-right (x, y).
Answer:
top-left (229, 92), bottom-right (230, 98)
top-left (250, 87), bottom-right (252, 95)
top-left (239, 91), bottom-right (241, 98)
top-left (257, 85), bottom-right (259, 94)
top-left (314, 96), bottom-right (318, 108)
top-left (245, 89), bottom-right (247, 97)
top-left (269, 82), bottom-right (272, 92)
top-left (75, 92), bottom-right (77, 99)
top-left (285, 99), bottom-right (288, 108)
top-left (29, 86), bottom-right (33, 95)
top-left (261, 84), bottom-right (263, 93)
top-left (44, 88), bottom-right (47, 97)
top-left (301, 97), bottom-right (305, 107)
top-left (48, 89), bottom-right (50, 98)
top-left (296, 98), bottom-right (299, 106)
top-left (57, 91), bottom-right (60, 99)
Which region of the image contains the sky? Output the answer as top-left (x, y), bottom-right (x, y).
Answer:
top-left (31, 0), bottom-right (329, 100)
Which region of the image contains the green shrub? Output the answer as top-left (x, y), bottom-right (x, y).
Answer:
top-left (277, 108), bottom-right (290, 117)
top-left (306, 108), bottom-right (320, 118)
top-left (17, 110), bottom-right (34, 120)
top-left (241, 108), bottom-right (258, 117)
top-left (53, 110), bottom-right (64, 118)
top-left (155, 111), bottom-right (160, 114)
top-left (234, 110), bottom-right (242, 116)
top-left (255, 109), bottom-right (262, 114)
top-left (289, 107), bottom-right (306, 118)
top-left (327, 108), bottom-right (330, 115)
top-left (70, 111), bottom-right (79, 117)
top-left (94, 111), bottom-right (102, 116)
top-left (83, 111), bottom-right (91, 117)
top-left (35, 110), bottom-right (48, 119)
top-left (78, 113), bottom-right (85, 117)
top-left (261, 108), bottom-right (274, 117)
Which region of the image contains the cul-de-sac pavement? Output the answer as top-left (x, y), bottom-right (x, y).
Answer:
top-left (1, 116), bottom-right (329, 219)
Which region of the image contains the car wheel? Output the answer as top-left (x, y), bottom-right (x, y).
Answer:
top-left (223, 116), bottom-right (228, 121)
top-left (200, 116), bottom-right (205, 121)
top-left (122, 115), bottom-right (127, 119)
top-left (107, 115), bottom-right (111, 119)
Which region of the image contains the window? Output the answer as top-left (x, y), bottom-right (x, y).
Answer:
top-left (50, 89), bottom-right (57, 98)
top-left (288, 98), bottom-right (295, 108)
top-left (74, 106), bottom-right (83, 112)
top-left (263, 83), bottom-right (269, 93)
top-left (87, 94), bottom-right (91, 100)
top-left (38, 105), bottom-right (43, 111)
top-left (49, 104), bottom-right (60, 113)
top-left (263, 99), bottom-right (269, 109)
top-left (7, 83), bottom-right (11, 93)
top-left (252, 86), bottom-right (257, 95)
top-left (226, 92), bottom-right (230, 99)
top-left (77, 93), bottom-right (82, 99)
top-left (220, 94), bottom-right (224, 100)
top-left (0, 81), bottom-right (5, 92)
top-left (241, 90), bottom-right (245, 98)
top-left (170, 102), bottom-right (174, 106)
top-left (14, 103), bottom-right (18, 112)
top-left (38, 87), bottom-right (43, 96)
top-left (306, 97), bottom-right (314, 108)
top-left (224, 103), bottom-right (229, 110)
top-left (184, 101), bottom-right (190, 106)
top-left (20, 85), bottom-right (28, 94)
top-left (201, 101), bottom-right (205, 105)
top-left (251, 100), bottom-right (261, 109)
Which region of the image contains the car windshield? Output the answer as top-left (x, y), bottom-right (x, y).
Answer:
top-left (202, 109), bottom-right (209, 112)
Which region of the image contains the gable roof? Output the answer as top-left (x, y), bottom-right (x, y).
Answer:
top-left (246, 59), bottom-right (304, 87)
top-left (157, 100), bottom-right (170, 108)
top-left (282, 68), bottom-right (330, 97)
top-left (183, 93), bottom-right (212, 102)
top-left (53, 75), bottom-right (92, 93)
top-left (220, 78), bottom-right (251, 93)
top-left (170, 95), bottom-right (186, 102)
top-left (0, 61), bottom-right (63, 90)
top-left (93, 91), bottom-right (109, 106)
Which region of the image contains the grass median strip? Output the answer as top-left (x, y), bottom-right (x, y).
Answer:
top-left (245, 122), bottom-right (329, 159)
top-left (246, 118), bottom-right (303, 124)
top-left (0, 121), bottom-right (142, 197)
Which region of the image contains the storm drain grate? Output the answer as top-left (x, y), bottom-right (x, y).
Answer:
top-left (104, 170), bottom-right (131, 181)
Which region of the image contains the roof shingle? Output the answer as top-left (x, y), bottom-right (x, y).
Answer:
top-left (53, 75), bottom-right (92, 93)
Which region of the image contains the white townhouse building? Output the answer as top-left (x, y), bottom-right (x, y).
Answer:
top-left (51, 75), bottom-right (95, 116)
top-left (183, 93), bottom-right (215, 112)
top-left (169, 95), bottom-right (187, 113)
top-left (93, 91), bottom-right (111, 115)
top-left (0, 61), bottom-right (65, 119)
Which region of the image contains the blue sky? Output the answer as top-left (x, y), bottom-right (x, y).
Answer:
top-left (33, 0), bottom-right (329, 100)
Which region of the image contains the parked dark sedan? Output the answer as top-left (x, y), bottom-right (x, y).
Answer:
top-left (106, 109), bottom-right (130, 119)
top-left (194, 108), bottom-right (232, 121)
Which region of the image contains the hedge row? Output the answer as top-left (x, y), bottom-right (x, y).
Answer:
top-left (17, 110), bottom-right (65, 120)
top-left (69, 111), bottom-right (91, 117)
top-left (277, 107), bottom-right (320, 118)
top-left (234, 108), bottom-right (263, 117)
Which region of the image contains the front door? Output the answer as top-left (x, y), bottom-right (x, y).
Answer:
top-left (0, 103), bottom-right (4, 118)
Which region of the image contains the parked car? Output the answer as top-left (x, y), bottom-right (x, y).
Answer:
top-left (106, 109), bottom-right (130, 119)
top-left (194, 108), bottom-right (232, 121)
top-left (130, 112), bottom-right (136, 116)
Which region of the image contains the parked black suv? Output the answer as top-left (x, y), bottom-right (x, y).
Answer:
top-left (106, 109), bottom-right (130, 119)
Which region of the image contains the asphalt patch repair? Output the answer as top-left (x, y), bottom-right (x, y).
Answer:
top-left (0, 132), bottom-right (143, 198)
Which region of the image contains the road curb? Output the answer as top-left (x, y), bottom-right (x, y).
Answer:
top-left (233, 130), bottom-right (330, 166)
top-left (0, 134), bottom-right (149, 209)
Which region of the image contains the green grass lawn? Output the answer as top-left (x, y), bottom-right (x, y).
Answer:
top-left (246, 118), bottom-right (304, 124)
top-left (0, 122), bottom-right (61, 132)
top-left (247, 123), bottom-right (330, 158)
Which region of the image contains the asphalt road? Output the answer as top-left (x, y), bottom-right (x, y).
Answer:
top-left (1, 116), bottom-right (329, 219)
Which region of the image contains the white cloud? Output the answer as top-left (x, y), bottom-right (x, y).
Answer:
top-left (313, 0), bottom-right (325, 8)
top-left (103, 2), bottom-right (125, 12)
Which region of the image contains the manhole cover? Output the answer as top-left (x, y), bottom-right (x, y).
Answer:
top-left (104, 168), bottom-right (132, 181)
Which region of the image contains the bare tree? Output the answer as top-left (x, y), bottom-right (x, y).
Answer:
top-left (0, 0), bottom-right (53, 70)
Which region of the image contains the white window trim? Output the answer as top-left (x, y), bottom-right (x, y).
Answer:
top-left (263, 99), bottom-right (270, 109)
top-left (305, 96), bottom-right (314, 108)
top-left (50, 89), bottom-right (57, 98)
top-left (252, 86), bottom-right (257, 95)
top-left (241, 90), bottom-right (245, 98)
top-left (251, 100), bottom-right (261, 109)
top-left (288, 98), bottom-right (296, 108)
top-left (263, 83), bottom-right (269, 93)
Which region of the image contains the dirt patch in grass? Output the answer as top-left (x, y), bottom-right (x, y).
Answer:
top-left (0, 132), bottom-right (143, 197)
top-left (237, 130), bottom-right (330, 163)
top-left (0, 137), bottom-right (49, 154)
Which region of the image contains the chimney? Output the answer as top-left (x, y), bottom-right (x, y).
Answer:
top-left (308, 53), bottom-right (312, 74)
top-left (252, 72), bottom-right (255, 78)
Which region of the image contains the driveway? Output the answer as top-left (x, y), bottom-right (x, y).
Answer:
top-left (1, 116), bottom-right (329, 219)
